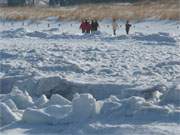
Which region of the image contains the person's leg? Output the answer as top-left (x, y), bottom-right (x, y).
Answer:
top-left (126, 29), bottom-right (129, 35)
top-left (113, 30), bottom-right (116, 35)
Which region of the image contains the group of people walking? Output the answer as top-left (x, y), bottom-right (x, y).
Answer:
top-left (80, 20), bottom-right (99, 33)
top-left (80, 19), bottom-right (132, 35)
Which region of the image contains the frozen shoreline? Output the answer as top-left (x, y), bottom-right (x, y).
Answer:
top-left (0, 19), bottom-right (180, 134)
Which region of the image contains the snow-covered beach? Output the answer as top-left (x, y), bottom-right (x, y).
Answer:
top-left (0, 18), bottom-right (180, 135)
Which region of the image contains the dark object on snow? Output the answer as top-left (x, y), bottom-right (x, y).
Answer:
top-left (125, 20), bottom-right (132, 35)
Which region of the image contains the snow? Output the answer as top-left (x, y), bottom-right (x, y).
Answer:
top-left (0, 18), bottom-right (180, 134)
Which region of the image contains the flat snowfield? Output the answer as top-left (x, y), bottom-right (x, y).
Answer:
top-left (0, 18), bottom-right (180, 135)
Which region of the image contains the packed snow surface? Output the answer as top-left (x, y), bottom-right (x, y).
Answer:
top-left (0, 18), bottom-right (180, 135)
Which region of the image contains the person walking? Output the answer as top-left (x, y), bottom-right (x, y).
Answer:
top-left (85, 20), bottom-right (91, 33)
top-left (80, 20), bottom-right (86, 33)
top-left (112, 19), bottom-right (118, 35)
top-left (125, 20), bottom-right (132, 35)
top-left (91, 20), bottom-right (99, 32)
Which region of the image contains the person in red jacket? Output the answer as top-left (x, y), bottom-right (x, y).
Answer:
top-left (80, 20), bottom-right (86, 33)
top-left (85, 20), bottom-right (91, 33)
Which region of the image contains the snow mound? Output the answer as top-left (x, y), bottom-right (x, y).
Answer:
top-left (0, 28), bottom-right (26, 38)
top-left (100, 95), bottom-right (180, 123)
top-left (22, 108), bottom-right (55, 124)
top-left (26, 31), bottom-right (48, 38)
top-left (43, 28), bottom-right (59, 32)
top-left (10, 87), bottom-right (34, 109)
top-left (72, 93), bottom-right (98, 121)
top-left (0, 103), bottom-right (19, 126)
top-left (160, 84), bottom-right (180, 106)
top-left (100, 96), bottom-right (145, 120)
top-left (22, 104), bottom-right (71, 124)
top-left (133, 32), bottom-right (177, 45)
top-left (0, 51), bottom-right (17, 59)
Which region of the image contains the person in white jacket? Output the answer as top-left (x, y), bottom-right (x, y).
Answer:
top-left (112, 19), bottom-right (118, 35)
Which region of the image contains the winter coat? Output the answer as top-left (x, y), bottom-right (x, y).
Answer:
top-left (91, 21), bottom-right (99, 31)
top-left (80, 22), bottom-right (86, 32)
top-left (126, 23), bottom-right (131, 30)
top-left (112, 22), bottom-right (118, 30)
top-left (85, 22), bottom-right (92, 33)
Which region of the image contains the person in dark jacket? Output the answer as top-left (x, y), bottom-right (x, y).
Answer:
top-left (91, 20), bottom-right (99, 32)
top-left (125, 20), bottom-right (132, 35)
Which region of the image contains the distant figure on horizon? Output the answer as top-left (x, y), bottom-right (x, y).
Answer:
top-left (112, 19), bottom-right (118, 35)
top-left (91, 20), bottom-right (99, 32)
top-left (125, 20), bottom-right (132, 35)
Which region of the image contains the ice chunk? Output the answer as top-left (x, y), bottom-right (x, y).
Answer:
top-left (36, 77), bottom-right (60, 96)
top-left (43, 94), bottom-right (71, 107)
top-left (50, 94), bottom-right (71, 105)
top-left (10, 87), bottom-right (34, 109)
top-left (136, 105), bottom-right (172, 122)
top-left (0, 103), bottom-right (19, 126)
top-left (14, 78), bottom-right (38, 96)
top-left (22, 108), bottom-right (55, 124)
top-left (35, 95), bottom-right (49, 108)
top-left (4, 99), bottom-right (18, 111)
top-left (160, 85), bottom-right (180, 106)
top-left (100, 100), bottom-right (122, 116)
top-left (108, 95), bottom-right (121, 102)
top-left (43, 105), bottom-right (72, 119)
top-left (72, 93), bottom-right (97, 121)
top-left (100, 96), bottom-right (149, 121)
